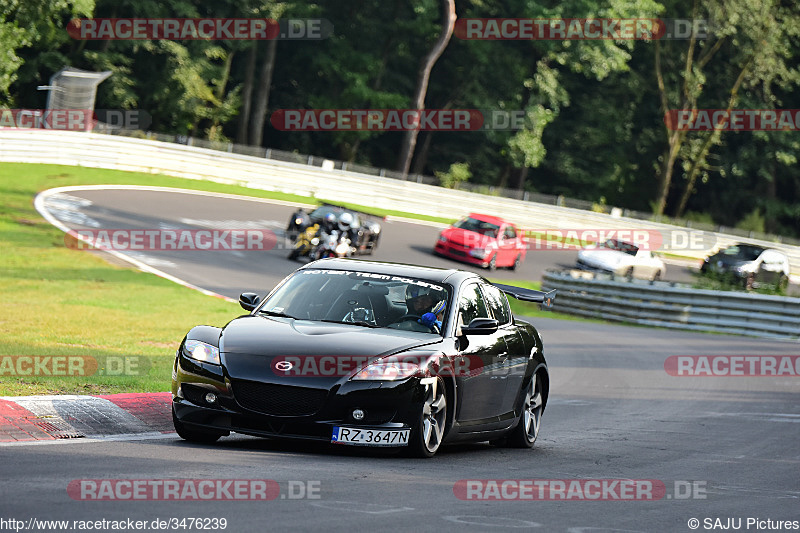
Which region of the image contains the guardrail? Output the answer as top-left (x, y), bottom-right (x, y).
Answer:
top-left (1, 128), bottom-right (799, 275)
top-left (541, 269), bottom-right (800, 340)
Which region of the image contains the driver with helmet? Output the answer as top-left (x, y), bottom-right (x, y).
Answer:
top-left (405, 285), bottom-right (447, 332)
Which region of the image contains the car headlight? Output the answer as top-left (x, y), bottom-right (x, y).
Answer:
top-left (438, 234), bottom-right (447, 243)
top-left (372, 225), bottom-right (381, 235)
top-left (351, 362), bottom-right (419, 381)
top-left (184, 340), bottom-right (220, 365)
top-left (469, 248), bottom-right (488, 259)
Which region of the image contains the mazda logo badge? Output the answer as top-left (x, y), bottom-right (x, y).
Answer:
top-left (275, 361), bottom-right (294, 371)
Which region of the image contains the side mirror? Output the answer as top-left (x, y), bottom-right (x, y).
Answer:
top-left (239, 292), bottom-right (261, 311)
top-left (461, 318), bottom-right (499, 335)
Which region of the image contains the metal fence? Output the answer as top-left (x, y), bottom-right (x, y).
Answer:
top-left (541, 269), bottom-right (800, 340)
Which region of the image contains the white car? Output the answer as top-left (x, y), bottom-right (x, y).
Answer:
top-left (576, 239), bottom-right (665, 280)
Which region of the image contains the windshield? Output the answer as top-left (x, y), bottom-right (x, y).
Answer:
top-left (721, 245), bottom-right (764, 261)
top-left (256, 269), bottom-right (451, 335)
top-left (454, 217), bottom-right (500, 238)
top-left (600, 239), bottom-right (638, 256)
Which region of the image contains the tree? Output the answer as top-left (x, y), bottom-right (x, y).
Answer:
top-left (653, 0), bottom-right (800, 216)
top-left (1, 0), bottom-right (95, 105)
top-left (396, 0), bottom-right (455, 177)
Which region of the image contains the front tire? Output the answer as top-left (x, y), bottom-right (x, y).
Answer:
top-left (506, 373), bottom-right (544, 448)
top-left (408, 377), bottom-right (447, 458)
top-left (173, 405), bottom-right (224, 444)
top-left (487, 255), bottom-right (496, 271)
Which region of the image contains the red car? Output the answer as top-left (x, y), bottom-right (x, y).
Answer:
top-left (433, 213), bottom-right (527, 270)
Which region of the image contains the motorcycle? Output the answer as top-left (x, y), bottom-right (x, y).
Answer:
top-left (312, 231), bottom-right (353, 260)
top-left (287, 223), bottom-right (319, 260)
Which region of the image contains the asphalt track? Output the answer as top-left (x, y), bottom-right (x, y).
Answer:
top-left (1, 186), bottom-right (797, 532)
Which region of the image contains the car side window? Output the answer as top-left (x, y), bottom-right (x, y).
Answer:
top-left (504, 226), bottom-right (516, 239)
top-left (458, 283), bottom-right (490, 326)
top-left (481, 284), bottom-right (511, 325)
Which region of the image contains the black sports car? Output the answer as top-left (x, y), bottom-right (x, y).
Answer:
top-left (172, 259), bottom-right (554, 457)
top-left (286, 204), bottom-right (381, 254)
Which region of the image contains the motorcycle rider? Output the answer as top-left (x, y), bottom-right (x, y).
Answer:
top-left (289, 212), bottom-right (333, 261)
top-left (311, 212), bottom-right (348, 259)
top-left (317, 212), bottom-right (338, 238)
top-left (337, 212), bottom-right (359, 253)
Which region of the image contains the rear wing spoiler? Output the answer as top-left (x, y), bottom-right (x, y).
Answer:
top-left (492, 283), bottom-right (556, 311)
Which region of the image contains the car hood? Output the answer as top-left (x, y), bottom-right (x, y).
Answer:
top-left (577, 249), bottom-right (631, 268)
top-left (219, 315), bottom-right (442, 384)
top-left (442, 227), bottom-right (490, 248)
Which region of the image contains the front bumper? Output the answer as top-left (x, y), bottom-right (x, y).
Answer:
top-left (172, 354), bottom-right (425, 445)
top-left (434, 242), bottom-right (491, 267)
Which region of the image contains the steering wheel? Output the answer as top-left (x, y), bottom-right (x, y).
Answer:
top-left (396, 314), bottom-right (422, 322)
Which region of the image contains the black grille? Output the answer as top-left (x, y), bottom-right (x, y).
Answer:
top-left (231, 380), bottom-right (328, 416)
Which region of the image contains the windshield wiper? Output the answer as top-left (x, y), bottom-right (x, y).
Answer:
top-left (319, 319), bottom-right (380, 328)
top-left (258, 310), bottom-right (298, 319)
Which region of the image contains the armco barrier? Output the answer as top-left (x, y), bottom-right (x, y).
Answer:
top-left (1, 129), bottom-right (799, 274)
top-left (541, 269), bottom-right (800, 340)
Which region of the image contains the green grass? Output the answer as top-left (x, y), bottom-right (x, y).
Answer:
top-left (0, 164), bottom-right (257, 395)
top-left (0, 163), bottom-right (456, 395)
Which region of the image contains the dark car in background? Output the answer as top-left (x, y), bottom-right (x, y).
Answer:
top-left (433, 213), bottom-right (527, 270)
top-left (286, 204), bottom-right (381, 254)
top-left (172, 259), bottom-right (554, 458)
top-left (701, 243), bottom-right (790, 290)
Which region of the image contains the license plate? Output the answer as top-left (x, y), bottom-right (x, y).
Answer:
top-left (331, 426), bottom-right (410, 447)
